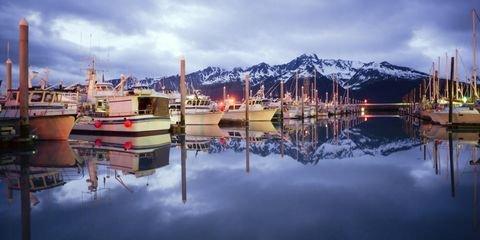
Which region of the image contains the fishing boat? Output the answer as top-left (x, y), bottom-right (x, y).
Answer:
top-left (73, 89), bottom-right (171, 135)
top-left (0, 88), bottom-right (78, 140)
top-left (222, 98), bottom-right (277, 122)
top-left (73, 62), bottom-right (171, 135)
top-left (164, 89), bottom-right (224, 125)
top-left (429, 106), bottom-right (480, 125)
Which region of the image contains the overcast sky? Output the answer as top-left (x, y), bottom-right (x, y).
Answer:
top-left (0, 0), bottom-right (479, 85)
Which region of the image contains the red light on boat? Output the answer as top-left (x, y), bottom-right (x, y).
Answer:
top-left (124, 119), bottom-right (133, 128)
top-left (94, 120), bottom-right (102, 128)
top-left (123, 141), bottom-right (133, 150)
top-left (94, 138), bottom-right (102, 147)
top-left (364, 99), bottom-right (367, 103)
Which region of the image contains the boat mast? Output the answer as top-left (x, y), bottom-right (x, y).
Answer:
top-left (86, 56), bottom-right (97, 103)
top-left (437, 56), bottom-right (441, 99)
top-left (455, 49), bottom-right (459, 99)
top-left (445, 53), bottom-right (449, 99)
top-left (295, 72), bottom-right (298, 102)
top-left (473, 9), bottom-right (478, 99)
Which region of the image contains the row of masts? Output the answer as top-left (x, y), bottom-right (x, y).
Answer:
top-left (403, 9), bottom-right (480, 111)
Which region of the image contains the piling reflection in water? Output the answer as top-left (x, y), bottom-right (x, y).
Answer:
top-left (419, 121), bottom-right (480, 231)
top-left (2, 116), bottom-right (480, 239)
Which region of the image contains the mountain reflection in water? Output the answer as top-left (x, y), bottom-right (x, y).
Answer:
top-left (1, 116), bottom-right (480, 240)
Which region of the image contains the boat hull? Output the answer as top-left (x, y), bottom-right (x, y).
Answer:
top-left (30, 115), bottom-right (76, 140)
top-left (222, 108), bottom-right (277, 121)
top-left (429, 112), bottom-right (480, 125)
top-left (72, 115), bottom-right (170, 135)
top-left (170, 111), bottom-right (224, 125)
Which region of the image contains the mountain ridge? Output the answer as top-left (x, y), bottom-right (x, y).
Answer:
top-left (107, 53), bottom-right (428, 102)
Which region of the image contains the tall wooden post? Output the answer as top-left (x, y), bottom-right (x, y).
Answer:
top-left (449, 57), bottom-right (454, 124)
top-left (280, 80), bottom-right (284, 120)
top-left (19, 18), bottom-right (29, 139)
top-left (301, 85), bottom-right (304, 120)
top-left (245, 74), bottom-right (250, 124)
top-left (180, 57), bottom-right (186, 127)
top-left (472, 9), bottom-right (478, 99)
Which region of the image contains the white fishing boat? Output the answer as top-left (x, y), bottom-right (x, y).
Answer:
top-left (73, 90), bottom-right (171, 135)
top-left (429, 106), bottom-right (480, 125)
top-left (165, 89), bottom-right (224, 125)
top-left (0, 89), bottom-right (78, 140)
top-left (222, 98), bottom-right (277, 122)
top-left (73, 62), bottom-right (171, 135)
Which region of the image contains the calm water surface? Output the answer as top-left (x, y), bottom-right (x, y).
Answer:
top-left (1, 116), bottom-right (480, 240)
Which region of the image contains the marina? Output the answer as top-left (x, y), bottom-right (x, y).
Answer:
top-left (1, 1), bottom-right (480, 239)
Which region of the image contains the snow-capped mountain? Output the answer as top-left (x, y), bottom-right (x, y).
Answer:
top-left (106, 53), bottom-right (427, 102)
top-left (157, 53), bottom-right (426, 88)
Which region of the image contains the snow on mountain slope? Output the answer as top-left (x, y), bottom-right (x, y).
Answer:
top-left (106, 53), bottom-right (427, 91)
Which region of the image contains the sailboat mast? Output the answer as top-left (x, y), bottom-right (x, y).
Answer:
top-left (436, 57), bottom-right (440, 99)
top-left (455, 49), bottom-right (459, 99)
top-left (473, 9), bottom-right (478, 99)
top-left (295, 72), bottom-right (298, 102)
top-left (445, 53), bottom-right (449, 99)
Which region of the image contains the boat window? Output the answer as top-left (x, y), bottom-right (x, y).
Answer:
top-left (30, 92), bottom-right (43, 102)
top-left (229, 106), bottom-right (234, 110)
top-left (44, 92), bottom-right (54, 102)
top-left (53, 93), bottom-right (62, 102)
top-left (9, 92), bottom-right (17, 101)
top-left (235, 105), bottom-right (240, 110)
top-left (187, 100), bottom-right (191, 105)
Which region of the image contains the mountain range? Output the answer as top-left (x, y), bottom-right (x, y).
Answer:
top-left (205, 117), bottom-right (421, 165)
top-left (107, 53), bottom-right (428, 102)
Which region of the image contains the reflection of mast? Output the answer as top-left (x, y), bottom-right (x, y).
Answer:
top-left (472, 145), bottom-right (479, 230)
top-left (434, 140), bottom-right (439, 175)
top-left (20, 156), bottom-right (31, 240)
top-left (86, 160), bottom-right (98, 199)
top-left (280, 124), bottom-right (284, 158)
top-left (180, 134), bottom-right (187, 203)
top-left (245, 126), bottom-right (250, 173)
top-left (448, 132), bottom-right (455, 197)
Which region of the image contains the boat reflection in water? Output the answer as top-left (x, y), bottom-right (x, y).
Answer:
top-left (0, 134), bottom-right (171, 239)
top-left (420, 123), bottom-right (480, 230)
top-left (4, 116), bottom-right (480, 239)
top-left (70, 133), bottom-right (171, 196)
top-left (0, 141), bottom-right (82, 240)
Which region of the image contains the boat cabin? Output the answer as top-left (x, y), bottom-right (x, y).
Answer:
top-left (95, 95), bottom-right (170, 117)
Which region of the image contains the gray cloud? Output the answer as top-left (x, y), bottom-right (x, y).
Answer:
top-left (0, 0), bottom-right (479, 86)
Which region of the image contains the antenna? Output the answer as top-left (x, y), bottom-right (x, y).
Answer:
top-left (6, 41), bottom-right (10, 59)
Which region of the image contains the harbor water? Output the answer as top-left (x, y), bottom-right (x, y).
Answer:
top-left (1, 116), bottom-right (480, 239)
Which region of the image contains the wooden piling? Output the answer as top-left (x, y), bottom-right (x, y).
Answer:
top-left (18, 18), bottom-right (29, 139)
top-left (180, 57), bottom-right (186, 128)
top-left (280, 80), bottom-right (284, 120)
top-left (245, 74), bottom-right (250, 124)
top-left (301, 85), bottom-right (304, 120)
top-left (449, 57), bottom-right (454, 124)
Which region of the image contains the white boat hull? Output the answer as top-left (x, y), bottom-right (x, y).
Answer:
top-left (73, 115), bottom-right (170, 135)
top-left (429, 112), bottom-right (480, 125)
top-left (222, 108), bottom-right (277, 121)
top-left (170, 111), bottom-right (224, 125)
